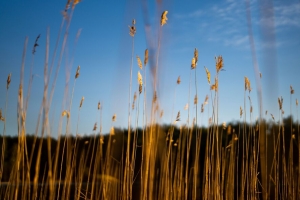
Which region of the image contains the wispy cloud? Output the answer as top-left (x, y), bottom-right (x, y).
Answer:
top-left (173, 9), bottom-right (204, 19)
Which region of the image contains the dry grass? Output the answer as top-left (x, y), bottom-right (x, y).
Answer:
top-left (1, 2), bottom-right (300, 200)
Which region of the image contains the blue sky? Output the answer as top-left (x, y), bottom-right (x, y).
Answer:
top-left (0, 0), bottom-right (300, 136)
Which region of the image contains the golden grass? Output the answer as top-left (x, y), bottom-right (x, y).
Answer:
top-left (1, 2), bottom-right (300, 200)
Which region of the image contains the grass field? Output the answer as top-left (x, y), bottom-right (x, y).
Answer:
top-left (0, 1), bottom-right (300, 199)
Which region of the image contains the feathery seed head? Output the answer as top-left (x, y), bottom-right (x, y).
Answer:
top-left (7, 73), bottom-right (11, 90)
top-left (184, 104), bottom-right (188, 110)
top-left (100, 136), bottom-right (104, 144)
top-left (240, 107), bottom-right (243, 118)
top-left (222, 122), bottom-right (226, 130)
top-left (72, 0), bottom-right (81, 9)
top-left (160, 110), bottom-right (164, 118)
top-left (278, 96), bottom-right (283, 110)
top-left (65, 0), bottom-right (71, 12)
top-left (139, 84), bottom-right (142, 94)
top-left (137, 55), bottom-right (143, 69)
top-left (244, 77), bottom-right (251, 92)
top-left (62, 110), bottom-right (70, 118)
top-left (204, 95), bottom-right (209, 105)
top-left (75, 66), bottom-right (80, 79)
top-left (260, 72), bottom-right (262, 78)
top-left (93, 123), bottom-right (97, 131)
top-left (129, 19), bottom-right (136, 37)
top-left (271, 113), bottom-right (275, 121)
top-left (98, 101), bottom-right (101, 110)
top-left (134, 92), bottom-right (137, 101)
top-left (153, 91), bottom-right (157, 103)
top-left (160, 11), bottom-right (168, 26)
top-left (18, 85), bottom-right (23, 100)
top-left (194, 95), bottom-right (198, 105)
top-left (176, 111), bottom-right (180, 121)
top-left (290, 85), bottom-right (294, 94)
top-left (194, 48), bottom-right (198, 64)
top-left (112, 114), bottom-right (116, 122)
top-left (210, 77), bottom-right (218, 91)
top-left (296, 99), bottom-right (298, 106)
top-left (191, 57), bottom-right (196, 69)
top-left (79, 96), bottom-right (84, 108)
top-left (201, 104), bottom-right (204, 113)
top-left (144, 49), bottom-right (149, 66)
top-left (0, 109), bottom-right (5, 122)
top-left (110, 126), bottom-right (115, 135)
top-left (265, 110), bottom-right (268, 115)
top-left (204, 67), bottom-right (210, 84)
top-left (177, 76), bottom-right (181, 85)
top-left (215, 55), bottom-right (223, 73)
top-left (138, 71), bottom-right (143, 86)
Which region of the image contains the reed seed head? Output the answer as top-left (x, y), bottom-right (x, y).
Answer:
top-left (176, 111), bottom-right (180, 121)
top-left (7, 73), bottom-right (11, 90)
top-left (194, 95), bottom-right (198, 105)
top-left (129, 19), bottom-right (136, 37)
top-left (93, 122), bottom-right (97, 131)
top-left (62, 110), bottom-right (70, 118)
top-left (138, 71), bottom-right (143, 86)
top-left (296, 99), bottom-right (298, 106)
top-left (110, 126), bottom-right (115, 135)
top-left (184, 103), bottom-right (188, 110)
top-left (138, 71), bottom-right (143, 94)
top-left (32, 34), bottom-right (40, 55)
top-left (72, 0), bottom-right (81, 9)
top-left (100, 136), bottom-right (104, 144)
top-left (240, 107), bottom-right (243, 118)
top-left (139, 84), bottom-right (142, 94)
top-left (112, 114), bottom-right (116, 122)
top-left (265, 110), bottom-right (268, 115)
top-left (201, 104), bottom-right (204, 113)
top-left (194, 48), bottom-right (198, 64)
top-left (260, 72), bottom-right (262, 78)
top-left (278, 96), bottom-right (283, 110)
top-left (160, 110), bottom-right (164, 118)
top-left (19, 84), bottom-right (23, 100)
top-left (222, 122), bottom-right (226, 130)
top-left (160, 11), bottom-right (168, 26)
top-left (79, 96), bottom-right (84, 108)
top-left (136, 55), bottom-right (143, 69)
top-left (271, 113), bottom-right (275, 121)
top-left (177, 76), bottom-right (181, 84)
top-left (144, 49), bottom-right (148, 66)
top-left (0, 109), bottom-right (5, 122)
top-left (191, 57), bottom-right (196, 69)
top-left (204, 95), bottom-right (209, 105)
top-left (98, 101), bottom-right (101, 110)
top-left (65, 0), bottom-right (71, 12)
top-left (244, 77), bottom-right (251, 92)
top-left (290, 85), bottom-right (294, 94)
top-left (153, 91), bottom-right (157, 103)
top-left (215, 55), bottom-right (223, 73)
top-left (204, 67), bottom-right (210, 84)
top-left (210, 77), bottom-right (218, 91)
top-left (75, 66), bottom-right (80, 79)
